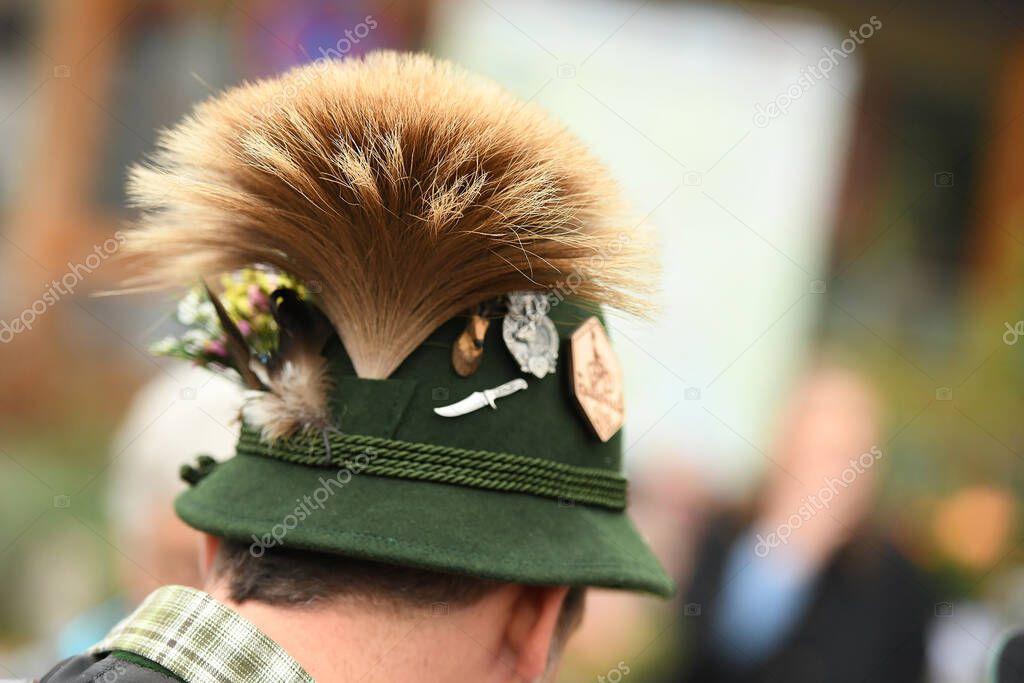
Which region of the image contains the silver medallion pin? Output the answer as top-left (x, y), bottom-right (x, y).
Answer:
top-left (502, 291), bottom-right (559, 378)
top-left (434, 378), bottom-right (529, 417)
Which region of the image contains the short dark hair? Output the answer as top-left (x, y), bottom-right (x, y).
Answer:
top-left (214, 538), bottom-right (496, 607)
top-left (213, 540), bottom-right (585, 635)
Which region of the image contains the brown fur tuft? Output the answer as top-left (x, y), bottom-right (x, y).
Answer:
top-left (244, 354), bottom-right (332, 442)
top-left (124, 52), bottom-right (654, 379)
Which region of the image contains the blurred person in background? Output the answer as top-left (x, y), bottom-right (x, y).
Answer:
top-left (673, 364), bottom-right (933, 682)
top-left (55, 368), bottom-right (242, 658)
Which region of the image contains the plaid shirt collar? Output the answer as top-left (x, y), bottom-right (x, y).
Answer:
top-left (89, 585), bottom-right (314, 683)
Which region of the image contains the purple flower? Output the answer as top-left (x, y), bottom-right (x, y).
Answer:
top-left (248, 284), bottom-right (269, 311)
top-left (205, 339), bottom-right (227, 357)
top-left (237, 320), bottom-right (252, 336)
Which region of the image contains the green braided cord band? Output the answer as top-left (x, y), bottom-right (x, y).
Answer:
top-left (236, 427), bottom-right (628, 510)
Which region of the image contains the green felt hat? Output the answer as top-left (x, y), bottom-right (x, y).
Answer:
top-left (176, 303), bottom-right (673, 596)
top-left (126, 52), bottom-right (674, 597)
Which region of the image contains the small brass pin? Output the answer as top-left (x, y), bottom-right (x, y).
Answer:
top-left (452, 314), bottom-right (491, 377)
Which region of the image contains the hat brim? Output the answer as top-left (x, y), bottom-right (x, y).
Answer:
top-left (176, 454), bottom-right (675, 597)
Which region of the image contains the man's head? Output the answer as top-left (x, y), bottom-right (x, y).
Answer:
top-left (201, 535), bottom-right (585, 682)
top-left (127, 52), bottom-right (670, 597)
top-left (117, 51), bottom-right (672, 680)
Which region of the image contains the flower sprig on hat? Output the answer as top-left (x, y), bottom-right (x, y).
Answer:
top-left (151, 268), bottom-right (308, 376)
top-left (151, 268), bottom-right (334, 442)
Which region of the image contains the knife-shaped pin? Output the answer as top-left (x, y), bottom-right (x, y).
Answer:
top-left (433, 378), bottom-right (528, 417)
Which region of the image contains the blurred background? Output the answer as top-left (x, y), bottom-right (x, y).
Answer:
top-left (1, 0), bottom-right (1024, 681)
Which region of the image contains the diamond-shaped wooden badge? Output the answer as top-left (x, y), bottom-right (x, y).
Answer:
top-left (569, 317), bottom-right (625, 442)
